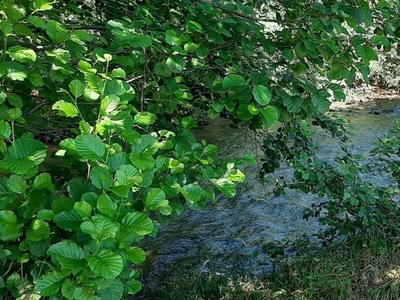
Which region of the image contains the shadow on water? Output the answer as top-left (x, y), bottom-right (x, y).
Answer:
top-left (138, 96), bottom-right (400, 293)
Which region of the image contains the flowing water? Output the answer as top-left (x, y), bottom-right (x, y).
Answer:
top-left (139, 92), bottom-right (400, 292)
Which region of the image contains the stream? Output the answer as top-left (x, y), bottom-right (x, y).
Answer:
top-left (139, 89), bottom-right (400, 293)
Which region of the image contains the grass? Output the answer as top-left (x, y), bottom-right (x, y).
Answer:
top-left (142, 232), bottom-right (400, 300)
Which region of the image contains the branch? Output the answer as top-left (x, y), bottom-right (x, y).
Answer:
top-left (197, 0), bottom-right (281, 24)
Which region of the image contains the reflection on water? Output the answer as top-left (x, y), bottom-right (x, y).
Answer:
top-left (140, 97), bottom-right (400, 291)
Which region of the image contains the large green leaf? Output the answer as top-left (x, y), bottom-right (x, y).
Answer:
top-left (354, 45), bottom-right (378, 62)
top-left (166, 56), bottom-right (186, 73)
top-left (80, 215), bottom-right (120, 240)
top-left (130, 152), bottom-right (155, 169)
top-left (283, 96), bottom-right (303, 113)
top-left (54, 210), bottom-right (82, 231)
top-left (6, 175), bottom-right (27, 193)
top-left (74, 201), bottom-right (92, 218)
top-left (0, 61), bottom-right (27, 81)
top-left (100, 95), bottom-right (120, 116)
top-left (253, 85), bottom-right (272, 106)
top-left (75, 134), bottom-right (106, 161)
top-left (52, 100), bottom-right (79, 117)
top-left (26, 219), bottom-right (50, 242)
top-left (47, 241), bottom-right (85, 270)
top-left (181, 184), bottom-right (207, 210)
top-left (134, 112), bottom-right (156, 125)
top-left (45, 20), bottom-right (69, 43)
top-left (34, 272), bottom-right (63, 296)
top-left (98, 279), bottom-right (124, 300)
top-left (2, 137), bottom-right (47, 174)
top-left (97, 194), bottom-right (117, 217)
top-left (260, 105), bottom-right (279, 128)
top-left (33, 173), bottom-right (54, 191)
top-left (88, 250), bottom-right (123, 279)
top-left (0, 210), bottom-right (23, 241)
top-left (222, 74), bottom-right (246, 88)
top-left (62, 280), bottom-right (76, 299)
top-left (90, 166), bottom-right (113, 190)
top-left (312, 90), bottom-right (331, 113)
top-left (145, 188), bottom-right (168, 210)
top-left (69, 79), bottom-right (85, 98)
top-left (7, 45), bottom-right (37, 63)
top-left (121, 212), bottom-right (153, 236)
top-left (211, 178), bottom-right (236, 198)
top-left (125, 247), bottom-right (146, 264)
top-left (0, 120), bottom-right (11, 139)
top-left (115, 164), bottom-right (141, 187)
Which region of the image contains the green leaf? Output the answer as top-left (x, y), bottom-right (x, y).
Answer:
top-left (166, 56), bottom-right (186, 73)
top-left (130, 34), bottom-right (152, 48)
top-left (97, 194), bottom-right (117, 217)
top-left (328, 83), bottom-right (346, 101)
top-left (74, 287), bottom-right (96, 300)
top-left (69, 79), bottom-right (85, 98)
top-left (54, 210), bottom-right (82, 231)
top-left (252, 85), bottom-right (271, 106)
top-left (91, 166), bottom-right (113, 190)
top-left (110, 68), bottom-right (126, 79)
top-left (98, 279), bottom-right (124, 300)
top-left (37, 209), bottom-right (55, 221)
top-left (27, 16), bottom-right (46, 29)
top-left (34, 272), bottom-right (63, 296)
top-left (283, 96), bottom-right (303, 113)
top-left (222, 74), bottom-right (245, 88)
top-left (371, 35), bottom-right (390, 46)
top-left (26, 219), bottom-right (50, 242)
top-left (62, 280), bottom-right (76, 299)
top-left (121, 212), bottom-right (153, 236)
top-left (52, 100), bottom-right (79, 118)
top-left (28, 71), bottom-right (44, 87)
top-left (75, 134), bottom-right (105, 161)
top-left (355, 45), bottom-right (378, 62)
top-left (125, 279), bottom-right (142, 295)
top-left (74, 201), bottom-right (92, 218)
top-left (81, 215), bottom-right (120, 240)
top-left (46, 20), bottom-right (69, 43)
top-left (100, 95), bottom-right (120, 116)
top-left (134, 112), bottom-right (156, 125)
top-left (47, 241), bottom-right (85, 270)
top-left (312, 90), bottom-right (331, 113)
top-left (0, 210), bottom-right (23, 241)
top-left (2, 137), bottom-right (47, 174)
top-left (88, 250), bottom-right (123, 279)
top-left (7, 46), bottom-right (36, 63)
top-left (186, 20), bottom-right (203, 33)
top-left (181, 116), bottom-right (197, 129)
top-left (130, 152), bottom-right (155, 169)
top-left (260, 105), bottom-right (279, 128)
top-left (7, 175), bottom-right (27, 194)
top-left (125, 247), bottom-right (146, 264)
top-left (211, 178), bottom-right (236, 197)
top-left (154, 62), bottom-right (172, 77)
top-left (0, 120), bottom-right (11, 139)
top-left (165, 29), bottom-right (181, 45)
top-left (0, 61), bottom-right (27, 81)
top-left (181, 184), bottom-right (207, 210)
top-left (145, 188), bottom-right (168, 210)
top-left (33, 173), bottom-right (54, 191)
top-left (115, 164), bottom-right (141, 187)
top-left (34, 0), bottom-right (53, 11)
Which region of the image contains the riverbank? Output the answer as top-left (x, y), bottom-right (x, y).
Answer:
top-left (148, 231), bottom-right (400, 299)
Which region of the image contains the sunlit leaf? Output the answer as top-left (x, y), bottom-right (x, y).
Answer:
top-left (88, 250), bottom-right (123, 279)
